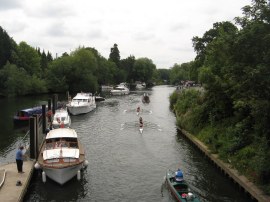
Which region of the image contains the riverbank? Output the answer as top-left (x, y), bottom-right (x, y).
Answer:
top-left (177, 127), bottom-right (270, 202)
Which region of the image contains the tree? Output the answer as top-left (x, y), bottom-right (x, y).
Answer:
top-left (0, 63), bottom-right (31, 96)
top-left (109, 43), bottom-right (120, 68)
top-left (0, 26), bottom-right (14, 68)
top-left (120, 55), bottom-right (135, 83)
top-left (17, 42), bottom-right (41, 76)
top-left (133, 58), bottom-right (156, 83)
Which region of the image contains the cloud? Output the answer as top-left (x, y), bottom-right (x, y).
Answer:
top-left (0, 0), bottom-right (21, 10)
top-left (0, 0), bottom-right (250, 69)
top-left (24, 1), bottom-right (75, 18)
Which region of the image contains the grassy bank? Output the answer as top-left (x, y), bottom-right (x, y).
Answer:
top-left (170, 88), bottom-right (270, 195)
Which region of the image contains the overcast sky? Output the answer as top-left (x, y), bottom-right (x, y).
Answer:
top-left (0, 0), bottom-right (250, 69)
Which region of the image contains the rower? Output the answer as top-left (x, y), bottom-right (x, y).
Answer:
top-left (137, 106), bottom-right (140, 112)
top-left (175, 168), bottom-right (184, 182)
top-left (139, 117), bottom-right (143, 127)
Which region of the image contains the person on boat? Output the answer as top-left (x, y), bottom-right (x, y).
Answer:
top-left (175, 168), bottom-right (184, 182)
top-left (137, 106), bottom-right (140, 113)
top-left (139, 117), bottom-right (143, 128)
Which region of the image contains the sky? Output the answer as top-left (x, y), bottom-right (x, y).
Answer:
top-left (0, 0), bottom-right (251, 69)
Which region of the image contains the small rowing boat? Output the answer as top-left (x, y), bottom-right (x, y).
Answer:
top-left (164, 169), bottom-right (200, 202)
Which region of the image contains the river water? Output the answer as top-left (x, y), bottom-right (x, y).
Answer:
top-left (0, 86), bottom-right (251, 201)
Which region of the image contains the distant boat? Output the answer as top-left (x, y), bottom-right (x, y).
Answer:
top-left (13, 106), bottom-right (44, 126)
top-left (35, 128), bottom-right (88, 185)
top-left (110, 83), bottom-right (130, 95)
top-left (66, 92), bottom-right (96, 115)
top-left (164, 169), bottom-right (200, 202)
top-left (95, 95), bottom-right (105, 102)
top-left (142, 93), bottom-right (150, 103)
top-left (136, 82), bottom-right (146, 90)
top-left (101, 85), bottom-right (114, 92)
top-left (52, 108), bottom-right (71, 129)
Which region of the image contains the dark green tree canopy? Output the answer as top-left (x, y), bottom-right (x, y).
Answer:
top-left (109, 43), bottom-right (120, 68)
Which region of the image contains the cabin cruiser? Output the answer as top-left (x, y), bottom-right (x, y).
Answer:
top-left (66, 92), bottom-right (96, 115)
top-left (52, 108), bottom-right (71, 129)
top-left (35, 128), bottom-right (88, 185)
top-left (110, 83), bottom-right (130, 95)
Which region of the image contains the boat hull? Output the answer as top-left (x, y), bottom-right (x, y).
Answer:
top-left (67, 105), bottom-right (96, 115)
top-left (43, 163), bottom-right (84, 185)
top-left (110, 90), bottom-right (129, 95)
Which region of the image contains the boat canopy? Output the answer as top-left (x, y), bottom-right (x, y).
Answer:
top-left (46, 128), bottom-right (78, 139)
top-left (43, 148), bottom-right (80, 160)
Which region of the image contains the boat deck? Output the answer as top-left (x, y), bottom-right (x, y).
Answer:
top-left (37, 140), bottom-right (85, 168)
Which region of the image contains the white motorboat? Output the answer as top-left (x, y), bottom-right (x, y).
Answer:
top-left (110, 83), bottom-right (130, 95)
top-left (52, 108), bottom-right (71, 129)
top-left (66, 92), bottom-right (96, 115)
top-left (36, 128), bottom-right (88, 185)
top-left (136, 82), bottom-right (146, 90)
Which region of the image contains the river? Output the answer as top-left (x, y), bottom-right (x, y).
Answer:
top-left (0, 86), bottom-right (251, 201)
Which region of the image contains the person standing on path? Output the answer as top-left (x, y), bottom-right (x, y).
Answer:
top-left (16, 146), bottom-right (24, 173)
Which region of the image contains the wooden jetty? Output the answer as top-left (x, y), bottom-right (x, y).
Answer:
top-left (0, 94), bottom-right (59, 202)
top-left (0, 160), bottom-right (35, 202)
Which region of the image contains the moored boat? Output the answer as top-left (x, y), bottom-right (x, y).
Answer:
top-left (165, 169), bottom-right (200, 202)
top-left (66, 92), bottom-right (96, 115)
top-left (52, 108), bottom-right (71, 129)
top-left (35, 128), bottom-right (88, 185)
top-left (110, 83), bottom-right (130, 95)
top-left (13, 106), bottom-right (44, 126)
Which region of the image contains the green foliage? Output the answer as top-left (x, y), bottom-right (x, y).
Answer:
top-left (133, 57), bottom-right (156, 83)
top-left (0, 26), bottom-right (14, 68)
top-left (109, 43), bottom-right (120, 68)
top-left (0, 63), bottom-right (33, 96)
top-left (17, 42), bottom-right (41, 76)
top-left (171, 0), bottom-right (270, 189)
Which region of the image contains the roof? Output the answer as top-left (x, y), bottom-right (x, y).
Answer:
top-left (73, 92), bottom-right (92, 99)
top-left (46, 128), bottom-right (77, 139)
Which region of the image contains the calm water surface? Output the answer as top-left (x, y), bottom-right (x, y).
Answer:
top-left (0, 86), bottom-right (251, 201)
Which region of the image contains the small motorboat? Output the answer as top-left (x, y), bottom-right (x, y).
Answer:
top-left (52, 108), bottom-right (71, 129)
top-left (110, 83), bottom-right (130, 95)
top-left (95, 95), bottom-right (105, 102)
top-left (164, 169), bottom-right (200, 202)
top-left (35, 128), bottom-right (88, 185)
top-left (66, 92), bottom-right (96, 115)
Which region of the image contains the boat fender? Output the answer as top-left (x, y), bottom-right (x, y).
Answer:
top-left (42, 171), bottom-right (46, 183)
top-left (77, 170), bottom-right (81, 180)
top-left (83, 160), bottom-right (89, 168)
top-left (34, 162), bottom-right (40, 170)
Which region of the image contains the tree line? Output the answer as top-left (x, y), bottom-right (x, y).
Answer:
top-left (0, 29), bottom-right (170, 96)
top-left (170, 0), bottom-right (270, 194)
